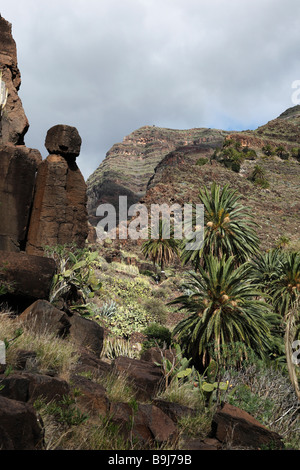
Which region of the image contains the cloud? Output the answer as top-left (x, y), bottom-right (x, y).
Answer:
top-left (1, 0), bottom-right (300, 179)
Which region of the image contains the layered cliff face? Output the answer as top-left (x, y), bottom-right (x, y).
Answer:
top-left (87, 107), bottom-right (300, 250)
top-left (86, 125), bottom-right (227, 225)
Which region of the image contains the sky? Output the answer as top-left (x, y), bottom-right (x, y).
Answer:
top-left (1, 0), bottom-right (300, 180)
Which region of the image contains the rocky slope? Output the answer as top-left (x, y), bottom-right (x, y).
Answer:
top-left (87, 107), bottom-right (300, 250)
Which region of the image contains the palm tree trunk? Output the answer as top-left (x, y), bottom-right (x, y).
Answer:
top-left (284, 305), bottom-right (300, 401)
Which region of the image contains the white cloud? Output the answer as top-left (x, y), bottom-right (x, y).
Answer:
top-left (1, 0), bottom-right (300, 179)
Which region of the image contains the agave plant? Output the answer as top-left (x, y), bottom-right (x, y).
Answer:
top-left (45, 245), bottom-right (102, 309)
top-left (171, 254), bottom-right (279, 369)
top-left (181, 182), bottom-right (260, 270)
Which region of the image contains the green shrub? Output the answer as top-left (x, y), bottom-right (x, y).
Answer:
top-left (141, 298), bottom-right (169, 324)
top-left (248, 164), bottom-right (269, 188)
top-left (196, 157), bottom-right (208, 166)
top-left (45, 244), bottom-right (102, 313)
top-left (142, 323), bottom-right (172, 350)
top-left (104, 303), bottom-right (151, 338)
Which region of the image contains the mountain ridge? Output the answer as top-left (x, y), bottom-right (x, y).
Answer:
top-left (87, 107), bottom-right (300, 250)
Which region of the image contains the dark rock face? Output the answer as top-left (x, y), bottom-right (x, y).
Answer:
top-left (0, 251), bottom-right (56, 309)
top-left (68, 313), bottom-right (104, 358)
top-left (26, 154), bottom-right (88, 255)
top-left (109, 401), bottom-right (178, 446)
top-left (45, 124), bottom-right (82, 160)
top-left (112, 356), bottom-right (164, 401)
top-left (211, 402), bottom-right (284, 450)
top-left (0, 18), bottom-right (89, 258)
top-left (0, 16), bottom-right (29, 145)
top-left (0, 372), bottom-right (70, 404)
top-left (19, 299), bottom-right (71, 338)
top-left (0, 145), bottom-right (42, 252)
top-left (0, 395), bottom-right (44, 450)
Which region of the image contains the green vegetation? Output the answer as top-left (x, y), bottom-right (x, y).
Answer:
top-left (248, 164), bottom-right (270, 188)
top-left (180, 182), bottom-right (260, 270)
top-left (141, 218), bottom-right (180, 273)
top-left (2, 173), bottom-right (299, 449)
top-left (45, 244), bottom-right (102, 315)
top-left (196, 157), bottom-right (209, 166)
top-left (212, 139), bottom-right (257, 173)
top-left (171, 255), bottom-right (279, 369)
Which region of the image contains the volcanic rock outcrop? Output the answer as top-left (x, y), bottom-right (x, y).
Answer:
top-left (0, 16), bottom-right (88, 256)
top-left (26, 125), bottom-right (88, 256)
top-left (0, 145), bottom-right (42, 252)
top-left (0, 15), bottom-right (29, 145)
top-left (0, 15), bottom-right (88, 310)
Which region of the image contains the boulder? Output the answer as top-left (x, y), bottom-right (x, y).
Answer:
top-left (109, 402), bottom-right (178, 445)
top-left (73, 347), bottom-right (111, 378)
top-left (0, 16), bottom-right (29, 145)
top-left (211, 402), bottom-right (284, 450)
top-left (112, 356), bottom-right (164, 401)
top-left (19, 299), bottom-right (71, 338)
top-left (68, 313), bottom-right (104, 358)
top-left (70, 374), bottom-right (110, 416)
top-left (152, 398), bottom-right (196, 423)
top-left (0, 145), bottom-right (42, 252)
top-left (0, 372), bottom-right (70, 404)
top-left (0, 395), bottom-right (43, 450)
top-left (26, 154), bottom-right (88, 255)
top-left (0, 251), bottom-right (56, 310)
top-left (140, 346), bottom-right (177, 365)
top-left (45, 124), bottom-right (82, 160)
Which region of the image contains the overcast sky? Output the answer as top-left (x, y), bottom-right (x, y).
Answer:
top-left (1, 0), bottom-right (300, 180)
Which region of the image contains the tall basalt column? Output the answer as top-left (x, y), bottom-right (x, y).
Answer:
top-left (26, 125), bottom-right (89, 255)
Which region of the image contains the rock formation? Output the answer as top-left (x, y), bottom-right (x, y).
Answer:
top-left (0, 16), bottom-right (42, 252)
top-left (0, 15), bottom-right (29, 145)
top-left (0, 145), bottom-right (42, 252)
top-left (26, 125), bottom-right (89, 256)
top-left (0, 17), bottom-right (88, 256)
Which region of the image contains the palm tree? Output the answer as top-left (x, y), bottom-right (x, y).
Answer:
top-left (171, 255), bottom-right (278, 369)
top-left (181, 183), bottom-right (260, 270)
top-left (141, 218), bottom-right (180, 275)
top-left (248, 249), bottom-right (285, 291)
top-left (271, 252), bottom-right (300, 317)
top-left (284, 300), bottom-right (300, 400)
top-left (250, 250), bottom-right (300, 317)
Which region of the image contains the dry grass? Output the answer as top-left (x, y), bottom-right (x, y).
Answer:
top-left (0, 310), bottom-right (79, 379)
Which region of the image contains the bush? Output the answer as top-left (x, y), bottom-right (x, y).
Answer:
top-left (142, 323), bottom-right (172, 350)
top-left (141, 298), bottom-right (169, 324)
top-left (196, 157), bottom-right (208, 166)
top-left (248, 164), bottom-right (269, 188)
